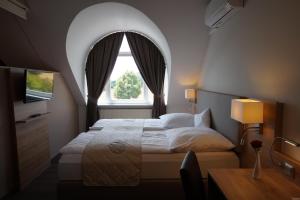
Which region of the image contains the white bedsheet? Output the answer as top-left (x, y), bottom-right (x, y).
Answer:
top-left (143, 119), bottom-right (166, 131)
top-left (92, 119), bottom-right (165, 131)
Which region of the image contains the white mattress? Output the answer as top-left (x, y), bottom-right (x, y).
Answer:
top-left (58, 151), bottom-right (239, 181)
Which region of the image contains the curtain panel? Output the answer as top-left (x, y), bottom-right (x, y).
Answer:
top-left (125, 32), bottom-right (166, 118)
top-left (85, 32), bottom-right (124, 130)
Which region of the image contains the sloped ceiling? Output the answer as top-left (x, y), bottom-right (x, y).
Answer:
top-left (0, 0), bottom-right (209, 111)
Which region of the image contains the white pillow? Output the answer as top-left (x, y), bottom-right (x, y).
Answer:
top-left (194, 108), bottom-right (210, 128)
top-left (159, 113), bottom-right (194, 128)
top-left (168, 127), bottom-right (235, 153)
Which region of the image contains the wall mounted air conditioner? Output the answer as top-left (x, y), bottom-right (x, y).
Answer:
top-left (205, 0), bottom-right (244, 29)
top-left (0, 0), bottom-right (28, 20)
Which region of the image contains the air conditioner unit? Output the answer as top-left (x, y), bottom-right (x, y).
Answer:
top-left (0, 0), bottom-right (28, 20)
top-left (205, 0), bottom-right (243, 29)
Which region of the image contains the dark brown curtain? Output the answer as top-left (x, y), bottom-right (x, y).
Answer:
top-left (86, 32), bottom-right (124, 129)
top-left (125, 32), bottom-right (166, 118)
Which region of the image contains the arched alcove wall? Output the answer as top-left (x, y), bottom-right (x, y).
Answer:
top-left (66, 2), bottom-right (172, 100)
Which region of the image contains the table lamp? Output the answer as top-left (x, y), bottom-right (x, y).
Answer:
top-left (231, 99), bottom-right (263, 145)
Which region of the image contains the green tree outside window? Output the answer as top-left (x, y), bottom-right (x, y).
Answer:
top-left (113, 71), bottom-right (142, 99)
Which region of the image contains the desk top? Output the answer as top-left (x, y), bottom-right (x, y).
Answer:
top-left (208, 168), bottom-right (300, 200)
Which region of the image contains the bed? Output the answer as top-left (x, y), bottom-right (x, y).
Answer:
top-left (57, 90), bottom-right (241, 200)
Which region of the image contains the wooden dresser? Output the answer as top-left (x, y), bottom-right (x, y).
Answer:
top-left (14, 102), bottom-right (50, 189)
top-left (8, 68), bottom-right (50, 190)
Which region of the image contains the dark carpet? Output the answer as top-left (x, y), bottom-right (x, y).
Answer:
top-left (3, 162), bottom-right (58, 200)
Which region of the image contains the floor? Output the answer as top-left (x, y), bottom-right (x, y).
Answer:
top-left (3, 162), bottom-right (58, 200)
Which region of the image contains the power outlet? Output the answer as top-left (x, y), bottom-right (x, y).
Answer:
top-left (282, 162), bottom-right (295, 178)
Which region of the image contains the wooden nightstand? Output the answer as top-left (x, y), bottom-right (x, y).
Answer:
top-left (208, 168), bottom-right (300, 200)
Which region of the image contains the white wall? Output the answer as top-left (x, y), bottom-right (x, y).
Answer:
top-left (47, 73), bottom-right (79, 158)
top-left (200, 0), bottom-right (300, 160)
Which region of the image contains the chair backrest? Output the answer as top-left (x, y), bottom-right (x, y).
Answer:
top-left (180, 151), bottom-right (206, 200)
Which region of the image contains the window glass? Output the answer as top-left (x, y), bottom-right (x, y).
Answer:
top-left (109, 56), bottom-right (146, 102)
top-left (119, 36), bottom-right (131, 53)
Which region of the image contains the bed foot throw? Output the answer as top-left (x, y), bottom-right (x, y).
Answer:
top-left (82, 126), bottom-right (143, 186)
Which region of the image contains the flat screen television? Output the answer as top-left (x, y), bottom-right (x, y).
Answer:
top-left (24, 69), bottom-right (54, 103)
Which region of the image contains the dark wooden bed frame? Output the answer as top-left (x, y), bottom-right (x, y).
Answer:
top-left (58, 89), bottom-right (282, 200)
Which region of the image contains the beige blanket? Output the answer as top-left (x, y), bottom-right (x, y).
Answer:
top-left (82, 126), bottom-right (143, 186)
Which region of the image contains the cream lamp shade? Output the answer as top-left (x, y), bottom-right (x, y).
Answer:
top-left (185, 89), bottom-right (196, 101)
top-left (231, 99), bottom-right (263, 124)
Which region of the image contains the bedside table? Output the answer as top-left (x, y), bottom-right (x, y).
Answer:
top-left (208, 168), bottom-right (300, 200)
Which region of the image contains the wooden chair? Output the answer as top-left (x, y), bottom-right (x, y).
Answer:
top-left (180, 151), bottom-right (206, 200)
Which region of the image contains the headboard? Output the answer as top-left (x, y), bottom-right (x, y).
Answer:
top-left (197, 90), bottom-right (241, 146)
top-left (197, 90), bottom-right (284, 167)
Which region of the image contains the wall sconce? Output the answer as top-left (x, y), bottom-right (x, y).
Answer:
top-left (270, 137), bottom-right (300, 169)
top-left (275, 137), bottom-right (300, 147)
top-left (185, 89), bottom-right (197, 114)
top-left (231, 99), bottom-right (264, 145)
top-left (185, 89), bottom-right (196, 103)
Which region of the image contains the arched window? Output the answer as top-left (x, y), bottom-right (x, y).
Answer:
top-left (67, 2), bottom-right (171, 107)
top-left (98, 35), bottom-right (155, 105)
top-left (84, 34), bottom-right (169, 107)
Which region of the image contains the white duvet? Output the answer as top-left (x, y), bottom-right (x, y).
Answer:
top-left (60, 127), bottom-right (235, 155)
top-left (60, 132), bottom-right (95, 154)
top-left (60, 130), bottom-right (171, 154)
top-left (92, 119), bottom-right (165, 131)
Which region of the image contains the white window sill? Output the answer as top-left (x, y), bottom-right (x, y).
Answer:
top-left (98, 104), bottom-right (153, 109)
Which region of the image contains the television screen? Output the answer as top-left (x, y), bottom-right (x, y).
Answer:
top-left (24, 70), bottom-right (54, 103)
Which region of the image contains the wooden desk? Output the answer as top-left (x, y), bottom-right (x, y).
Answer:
top-left (208, 168), bottom-right (300, 200)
